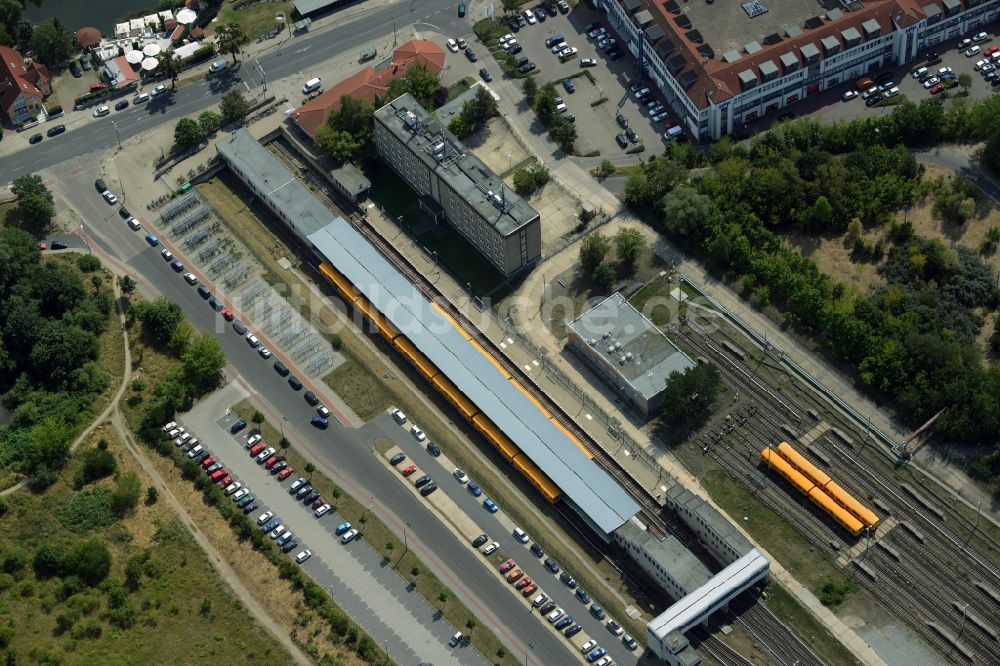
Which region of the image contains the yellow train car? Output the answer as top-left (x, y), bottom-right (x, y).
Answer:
top-left (318, 263), bottom-right (357, 302)
top-left (392, 335), bottom-right (440, 381)
top-left (762, 448), bottom-right (815, 495)
top-left (825, 480), bottom-right (879, 529)
top-left (511, 454), bottom-right (561, 503)
top-left (431, 374), bottom-right (480, 422)
top-left (808, 487), bottom-right (864, 537)
top-left (472, 413), bottom-right (522, 461)
top-left (777, 441), bottom-right (832, 488)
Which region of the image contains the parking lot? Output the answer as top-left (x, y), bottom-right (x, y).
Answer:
top-left (484, 3), bottom-right (673, 157)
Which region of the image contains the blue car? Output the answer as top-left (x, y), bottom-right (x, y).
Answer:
top-left (261, 518), bottom-right (280, 533)
top-left (467, 481), bottom-right (482, 497)
top-left (311, 416), bottom-right (328, 429)
top-left (587, 647), bottom-right (607, 663)
top-left (335, 521), bottom-right (352, 535)
top-left (483, 498), bottom-right (498, 513)
top-left (145, 233), bottom-right (159, 246)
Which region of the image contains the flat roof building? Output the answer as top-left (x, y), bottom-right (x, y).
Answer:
top-left (667, 485), bottom-right (753, 567)
top-left (595, 0), bottom-right (1000, 140)
top-left (614, 519), bottom-right (712, 602)
top-left (373, 93), bottom-right (541, 277)
top-left (566, 292), bottom-right (695, 416)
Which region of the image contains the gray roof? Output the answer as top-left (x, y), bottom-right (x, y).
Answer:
top-left (722, 49), bottom-right (742, 63)
top-left (617, 521), bottom-right (710, 595)
top-left (330, 164), bottom-right (370, 197)
top-left (942, 0), bottom-right (960, 10)
top-left (862, 18), bottom-right (882, 36)
top-left (667, 486), bottom-right (753, 557)
top-left (375, 94), bottom-right (538, 238)
top-left (216, 130), bottom-right (336, 239)
top-left (293, 0), bottom-right (340, 14)
top-left (922, 3), bottom-right (941, 17)
top-left (841, 26), bottom-right (861, 43)
top-left (307, 223), bottom-right (640, 534)
top-left (744, 40), bottom-right (762, 54)
top-left (821, 35), bottom-right (841, 52)
top-left (567, 294), bottom-right (695, 403)
top-left (758, 60), bottom-right (778, 78)
top-left (634, 9), bottom-right (654, 26)
top-left (800, 42), bottom-right (820, 59)
top-left (738, 69), bottom-right (758, 86)
top-left (779, 51), bottom-right (799, 69)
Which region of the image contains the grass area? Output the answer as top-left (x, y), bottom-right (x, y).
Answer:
top-left (230, 402), bottom-right (518, 665)
top-left (628, 273), bottom-right (679, 326)
top-left (764, 584), bottom-right (862, 666)
top-left (213, 0), bottom-right (293, 38)
top-left (446, 77), bottom-right (473, 103)
top-left (323, 352), bottom-right (393, 421)
top-left (0, 422), bottom-right (290, 665)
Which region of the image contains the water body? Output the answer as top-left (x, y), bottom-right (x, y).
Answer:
top-left (23, 0), bottom-right (157, 34)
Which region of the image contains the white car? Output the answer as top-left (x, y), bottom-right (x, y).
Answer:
top-left (391, 408), bottom-right (407, 424)
top-left (546, 608), bottom-right (564, 623)
top-left (938, 66), bottom-right (952, 75)
top-left (446, 38), bottom-right (458, 52)
top-left (231, 488), bottom-right (249, 502)
top-left (127, 218), bottom-right (141, 231)
top-left (453, 468), bottom-right (469, 484)
top-left (524, 9), bottom-right (536, 23)
top-left (600, 38), bottom-right (617, 50)
top-left (93, 105), bottom-right (110, 118)
top-left (246, 333), bottom-right (260, 347)
top-left (559, 47), bottom-right (578, 58)
top-left (652, 111), bottom-right (669, 122)
top-left (167, 427), bottom-right (183, 438)
top-left (102, 191), bottom-right (118, 205)
top-left (341, 528), bottom-right (359, 543)
top-left (223, 481), bottom-right (242, 496)
top-left (151, 84), bottom-right (167, 97)
top-left (256, 510), bottom-right (274, 525)
top-left (410, 425), bottom-right (426, 441)
top-left (959, 38), bottom-right (973, 50)
top-left (499, 33), bottom-right (514, 45)
top-left (295, 549), bottom-right (312, 563)
top-left (246, 434), bottom-right (262, 447)
top-left (268, 524), bottom-right (285, 539)
top-left (457, 38), bottom-right (466, 49)
top-left (481, 541), bottom-right (499, 555)
top-left (922, 76), bottom-right (940, 88)
top-left (973, 31), bottom-right (988, 41)
top-left (183, 272), bottom-right (198, 285)
top-left (581, 640), bottom-right (598, 654)
top-left (580, 58), bottom-right (597, 68)
top-left (911, 66), bottom-right (928, 79)
top-left (966, 45), bottom-right (981, 57)
top-left (550, 41), bottom-right (567, 54)
top-left (588, 27), bottom-right (606, 39)
top-left (884, 86), bottom-right (900, 97)
top-left (162, 421), bottom-right (177, 432)
top-left (974, 59), bottom-right (989, 70)
top-left (314, 503), bottom-right (331, 518)
top-left (258, 346), bottom-right (271, 358)
top-left (161, 248), bottom-right (173, 260)
top-left (317, 405), bottom-right (331, 418)
top-left (256, 446), bottom-right (275, 462)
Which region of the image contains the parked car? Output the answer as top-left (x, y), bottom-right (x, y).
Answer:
top-left (115, 99), bottom-right (129, 111)
top-left (295, 550), bottom-right (312, 563)
top-left (390, 452), bottom-right (407, 466)
top-left (483, 498), bottom-right (498, 513)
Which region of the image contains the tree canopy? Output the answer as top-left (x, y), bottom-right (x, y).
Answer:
top-left (29, 18), bottom-right (72, 67)
top-left (220, 91), bottom-right (249, 123)
top-left (658, 365), bottom-right (725, 444)
top-left (217, 22), bottom-right (249, 64)
top-left (316, 96), bottom-right (375, 163)
top-left (12, 174), bottom-right (55, 228)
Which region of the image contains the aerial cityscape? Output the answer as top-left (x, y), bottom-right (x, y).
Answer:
top-left (0, 0), bottom-right (999, 664)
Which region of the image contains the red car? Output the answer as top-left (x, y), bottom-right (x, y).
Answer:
top-left (216, 475), bottom-right (232, 488)
top-left (515, 576), bottom-right (533, 590)
top-left (986, 45), bottom-right (999, 56)
top-left (249, 442), bottom-right (267, 457)
top-left (201, 455), bottom-right (217, 468)
top-left (39, 241), bottom-right (46, 250)
top-left (209, 468), bottom-right (228, 482)
top-left (264, 455), bottom-right (281, 469)
top-left (521, 584), bottom-right (538, 597)
top-left (401, 464), bottom-right (417, 476)
top-left (277, 467), bottom-right (293, 481)
top-left (930, 83), bottom-right (944, 94)
top-left (222, 309), bottom-right (234, 321)
top-left (311, 496), bottom-right (325, 509)
top-left (499, 559), bottom-right (516, 574)
top-left (506, 569), bottom-right (524, 583)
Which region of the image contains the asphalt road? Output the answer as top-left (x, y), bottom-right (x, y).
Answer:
top-left (73, 220), bottom-right (581, 665)
top-left (363, 417), bottom-right (640, 666)
top-left (1, 0), bottom-right (465, 186)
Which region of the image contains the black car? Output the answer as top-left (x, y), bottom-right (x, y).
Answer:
top-left (458, 2), bottom-right (465, 16)
top-left (419, 482), bottom-right (438, 497)
top-left (539, 601), bottom-right (557, 615)
top-left (564, 624), bottom-right (582, 638)
top-left (607, 48), bottom-right (623, 60)
top-left (575, 588), bottom-right (591, 603)
top-left (231, 419), bottom-right (247, 434)
top-left (301, 490), bottom-right (320, 505)
top-left (616, 112), bottom-right (629, 128)
top-left (95, 178), bottom-right (107, 192)
top-left (242, 502), bottom-right (259, 514)
top-left (51, 240), bottom-right (68, 250)
top-left (271, 461), bottom-right (288, 474)
top-left (413, 474), bottom-right (432, 488)
top-left (564, 113), bottom-right (575, 124)
top-left (197, 285), bottom-right (211, 299)
top-left (311, 416), bottom-right (328, 429)
top-left (479, 68), bottom-right (493, 82)
top-left (288, 375), bottom-right (302, 391)
top-left (46, 124), bottom-right (66, 137)
top-left (516, 56), bottom-right (529, 67)
top-left (544, 557), bottom-right (560, 573)
top-left (518, 62), bottom-right (536, 73)
top-left (29, 133), bottom-right (42, 144)
top-left (507, 43), bottom-right (522, 55)
top-left (303, 391), bottom-right (319, 406)
top-left (534, 8), bottom-right (545, 22)
top-left (875, 71), bottom-right (894, 85)
top-left (508, 18), bottom-right (520, 32)
top-left (69, 61), bottom-right (82, 78)
top-left (472, 534), bottom-right (489, 548)
top-left (426, 442), bottom-right (441, 457)
top-left (281, 540), bottom-right (298, 553)
top-left (465, 48), bottom-right (477, 62)
top-left (563, 78), bottom-right (575, 93)
top-left (545, 3), bottom-right (558, 16)
top-left (625, 128), bottom-right (639, 144)
top-left (273, 360), bottom-right (290, 376)
top-left (232, 320), bottom-right (247, 335)
top-left (114, 99), bottom-right (129, 111)
top-left (530, 543), bottom-right (544, 557)
top-left (295, 484), bottom-right (312, 498)
top-left (585, 21), bottom-right (602, 32)
top-left (560, 571), bottom-right (576, 587)
top-left (390, 452), bottom-right (407, 466)
top-left (118, 207), bottom-right (131, 219)
top-left (615, 133), bottom-right (628, 148)
top-left (517, 15), bottom-right (526, 26)
top-left (865, 94), bottom-right (882, 107)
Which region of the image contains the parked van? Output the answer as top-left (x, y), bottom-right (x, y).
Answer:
top-left (513, 526), bottom-right (530, 543)
top-left (664, 125), bottom-right (683, 141)
top-left (545, 34), bottom-right (565, 48)
top-left (209, 59), bottom-right (228, 74)
top-left (302, 77), bottom-right (322, 94)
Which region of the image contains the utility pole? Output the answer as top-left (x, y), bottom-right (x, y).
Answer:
top-left (964, 500), bottom-right (982, 547)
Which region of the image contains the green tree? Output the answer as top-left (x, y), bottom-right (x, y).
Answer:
top-left (407, 62), bottom-right (442, 109)
top-left (614, 227), bottom-right (646, 272)
top-left (33, 544), bottom-right (64, 578)
top-left (145, 487), bottom-right (158, 505)
top-left (314, 127), bottom-right (363, 163)
top-left (410, 566), bottom-right (420, 582)
top-left (65, 539), bottom-right (111, 586)
top-left (459, 85), bottom-right (498, 131)
top-left (217, 22), bottom-right (249, 64)
top-left (437, 590), bottom-right (449, 608)
top-left (130, 298), bottom-right (183, 345)
top-left (155, 51), bottom-right (182, 88)
top-left (251, 410), bottom-right (266, 427)
top-left (304, 462), bottom-right (316, 479)
top-left (549, 116), bottom-right (577, 151)
top-left (220, 90), bottom-right (249, 123)
top-left (182, 332), bottom-right (226, 393)
top-left (448, 115), bottom-right (471, 138)
top-left (522, 75), bottom-right (538, 105)
top-left (534, 82), bottom-right (558, 124)
top-left (80, 447), bottom-right (116, 484)
top-left (593, 263), bottom-right (615, 290)
top-left (958, 72), bottom-right (972, 94)
top-left (660, 185), bottom-right (714, 236)
top-left (502, 0), bottom-right (521, 14)
top-left (466, 617), bottom-right (477, 630)
top-left (111, 472), bottom-right (141, 517)
top-left (658, 364), bottom-right (725, 444)
top-left (808, 195), bottom-right (834, 230)
top-left (595, 159), bottom-right (615, 178)
top-left (316, 95), bottom-right (374, 162)
top-left (512, 163), bottom-right (549, 196)
top-left (198, 110), bottom-right (222, 135)
top-left (579, 232), bottom-right (609, 274)
top-left (173, 117), bottom-right (204, 150)
top-left (29, 18), bottom-right (72, 67)
top-left (11, 174), bottom-right (55, 227)
top-left (117, 275), bottom-right (136, 295)
top-left (0, 0), bottom-right (24, 47)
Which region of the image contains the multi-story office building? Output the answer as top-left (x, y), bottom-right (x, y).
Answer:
top-left (595, 0), bottom-right (1000, 140)
top-left (373, 93), bottom-right (541, 277)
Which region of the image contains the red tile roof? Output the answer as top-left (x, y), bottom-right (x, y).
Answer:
top-left (0, 46), bottom-right (49, 119)
top-left (291, 39), bottom-right (446, 138)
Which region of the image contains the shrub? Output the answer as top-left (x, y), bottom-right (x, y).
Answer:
top-left (76, 255), bottom-right (102, 272)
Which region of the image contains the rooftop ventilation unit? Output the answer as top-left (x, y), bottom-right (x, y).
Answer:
top-left (403, 111), bottom-right (419, 130)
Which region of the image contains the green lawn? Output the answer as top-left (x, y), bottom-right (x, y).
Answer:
top-left (323, 352), bottom-right (393, 421)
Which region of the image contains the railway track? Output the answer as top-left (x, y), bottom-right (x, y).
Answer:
top-left (269, 141), bottom-right (822, 666)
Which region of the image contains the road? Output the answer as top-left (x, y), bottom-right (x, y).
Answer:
top-left (0, 0), bottom-right (464, 185)
top-left (72, 214), bottom-right (582, 665)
